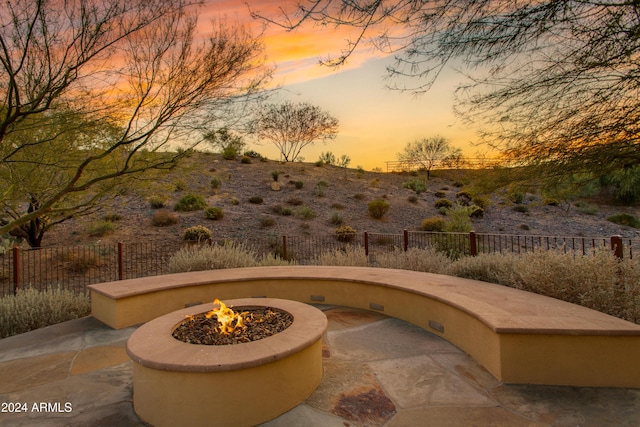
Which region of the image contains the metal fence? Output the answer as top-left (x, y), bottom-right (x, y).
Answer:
top-left (1, 231), bottom-right (637, 297)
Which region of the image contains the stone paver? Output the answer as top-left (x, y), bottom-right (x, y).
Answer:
top-left (1, 306), bottom-right (639, 426)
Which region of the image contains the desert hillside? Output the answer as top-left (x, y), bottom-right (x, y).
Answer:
top-left (45, 152), bottom-right (640, 247)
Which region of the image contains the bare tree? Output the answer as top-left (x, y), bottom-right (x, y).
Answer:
top-left (253, 101), bottom-right (339, 162)
top-left (0, 0), bottom-right (270, 245)
top-left (254, 1), bottom-right (640, 177)
top-left (397, 136), bottom-right (460, 179)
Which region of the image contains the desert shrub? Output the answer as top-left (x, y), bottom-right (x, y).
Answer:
top-left (168, 242), bottom-right (258, 272)
top-left (472, 195), bottom-right (490, 209)
top-left (173, 180), bottom-right (188, 192)
top-left (314, 183), bottom-right (326, 197)
top-left (434, 190), bottom-right (446, 198)
top-left (443, 204), bottom-right (474, 233)
top-left (243, 150), bottom-right (263, 159)
top-left (182, 225), bottom-right (211, 241)
top-left (607, 213), bottom-right (640, 228)
top-left (260, 217), bottom-right (276, 228)
top-left (376, 247), bottom-right (451, 274)
top-left (434, 198), bottom-right (453, 209)
top-left (453, 181), bottom-right (464, 187)
top-left (148, 195), bottom-right (166, 209)
top-left (102, 212), bottom-right (122, 222)
top-left (210, 177), bottom-right (222, 190)
top-left (279, 207), bottom-right (293, 216)
top-left (294, 180), bottom-right (304, 189)
top-left (0, 287), bottom-right (91, 338)
top-left (469, 205), bottom-right (484, 219)
top-left (331, 202), bottom-right (344, 210)
top-left (403, 179), bottom-right (427, 194)
top-left (543, 198), bottom-right (560, 206)
top-left (230, 197), bottom-right (239, 205)
top-left (175, 194), bottom-right (207, 212)
top-left (407, 195), bottom-right (418, 204)
top-left (369, 178), bottom-right (380, 187)
top-left (314, 245), bottom-right (368, 266)
top-left (455, 191), bottom-right (473, 206)
top-left (512, 205), bottom-right (529, 213)
top-left (421, 217), bottom-right (445, 232)
top-left (271, 170), bottom-right (281, 181)
top-left (222, 146), bottom-right (237, 160)
top-left (287, 196), bottom-right (304, 206)
top-left (368, 199), bottom-right (389, 219)
top-left (88, 220), bottom-right (115, 237)
top-left (240, 155), bottom-right (252, 164)
top-left (335, 225), bottom-right (357, 242)
top-left (509, 191), bottom-right (525, 204)
top-left (519, 223), bottom-right (530, 230)
top-left (152, 209), bottom-right (179, 226)
top-left (296, 206), bottom-right (316, 220)
top-left (204, 207), bottom-right (224, 220)
top-left (248, 196), bottom-right (264, 204)
top-left (353, 193), bottom-right (365, 200)
top-left (329, 212), bottom-right (344, 225)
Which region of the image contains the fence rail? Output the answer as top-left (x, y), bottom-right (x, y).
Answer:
top-left (1, 232), bottom-right (637, 297)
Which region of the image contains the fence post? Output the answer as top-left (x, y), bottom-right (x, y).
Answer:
top-left (403, 229), bottom-right (408, 252)
top-left (12, 246), bottom-right (20, 295)
top-left (282, 235), bottom-right (287, 260)
top-left (611, 235), bottom-right (623, 260)
top-left (469, 231), bottom-right (477, 257)
top-left (364, 232), bottom-right (369, 256)
top-left (117, 242), bottom-right (124, 280)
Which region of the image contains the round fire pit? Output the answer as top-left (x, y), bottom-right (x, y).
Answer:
top-left (126, 298), bottom-right (327, 427)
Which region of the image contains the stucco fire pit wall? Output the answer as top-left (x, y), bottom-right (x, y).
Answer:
top-left (126, 298), bottom-right (327, 427)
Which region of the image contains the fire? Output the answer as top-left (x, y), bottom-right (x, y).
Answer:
top-left (205, 299), bottom-right (246, 335)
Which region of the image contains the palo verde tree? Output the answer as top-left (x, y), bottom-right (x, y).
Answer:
top-left (397, 136), bottom-right (462, 179)
top-left (0, 0), bottom-right (269, 247)
top-left (253, 101), bottom-right (339, 162)
top-left (254, 1), bottom-right (640, 179)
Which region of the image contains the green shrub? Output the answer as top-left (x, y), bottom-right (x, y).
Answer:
top-left (222, 146), bottom-right (238, 160)
top-left (174, 194), bottom-right (207, 212)
top-left (248, 196), bottom-right (264, 204)
top-left (353, 193), bottom-right (365, 200)
top-left (183, 225), bottom-right (211, 241)
top-left (243, 150), bottom-right (263, 159)
top-left (472, 195), bottom-right (490, 209)
top-left (421, 217), bottom-right (445, 232)
top-left (407, 195), bottom-right (418, 204)
top-left (403, 179), bottom-right (427, 194)
top-left (544, 198), bottom-right (560, 206)
top-left (444, 204), bottom-right (473, 233)
top-left (294, 181), bottom-right (304, 189)
top-left (469, 205), bottom-right (485, 218)
top-left (210, 177), bottom-right (222, 190)
top-left (230, 197), bottom-right (239, 205)
top-left (368, 199), bottom-right (390, 219)
top-left (434, 198), bottom-right (453, 209)
top-left (456, 191), bottom-right (472, 206)
top-left (148, 195), bottom-right (166, 209)
top-left (204, 207), bottom-right (224, 220)
top-left (509, 192), bottom-right (525, 204)
top-left (512, 205), bottom-right (529, 213)
top-left (151, 209), bottom-right (179, 226)
top-left (280, 207), bottom-right (293, 216)
top-left (271, 170), bottom-right (281, 182)
top-left (240, 155), bottom-right (252, 164)
top-left (102, 212), bottom-right (122, 222)
top-left (329, 212), bottom-right (344, 225)
top-left (173, 180), bottom-right (188, 192)
top-left (296, 206), bottom-right (316, 220)
top-left (0, 288), bottom-right (91, 338)
top-left (88, 220), bottom-right (115, 237)
top-left (434, 190), bottom-right (447, 198)
top-left (335, 225), bottom-right (358, 242)
top-left (607, 213), bottom-right (640, 228)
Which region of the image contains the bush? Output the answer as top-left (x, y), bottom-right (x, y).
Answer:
top-left (88, 220), bottom-right (115, 237)
top-left (210, 177), bottom-right (222, 190)
top-left (368, 199), bottom-right (389, 219)
top-left (434, 190), bottom-right (447, 198)
top-left (102, 212), bottom-right (122, 222)
top-left (469, 205), bottom-right (485, 218)
top-left (287, 196), bottom-right (304, 206)
top-left (174, 194), bottom-right (207, 212)
top-left (444, 204), bottom-right (474, 233)
top-left (152, 209), bottom-right (179, 226)
top-left (0, 287), bottom-right (91, 338)
top-left (607, 213), bottom-right (640, 228)
top-left (315, 245), bottom-right (367, 266)
top-left (403, 179), bottom-right (427, 194)
top-left (512, 205), bottom-right (529, 213)
top-left (294, 180), bottom-right (304, 189)
top-left (329, 212), bottom-right (344, 225)
top-left (204, 207), bottom-right (224, 220)
top-left (222, 146), bottom-right (238, 160)
top-left (421, 217), bottom-right (445, 232)
top-left (249, 196), bottom-right (264, 204)
top-left (271, 170), bottom-right (282, 182)
top-left (407, 195), bottom-right (418, 204)
top-left (456, 191), bottom-right (473, 206)
top-left (240, 155), bottom-right (252, 164)
top-left (296, 206), bottom-right (316, 220)
top-left (173, 180), bottom-right (188, 192)
top-left (280, 207), bottom-right (293, 216)
top-left (472, 195), bottom-right (490, 209)
top-left (243, 150), bottom-right (263, 159)
top-left (544, 198), bottom-right (560, 206)
top-left (260, 217), bottom-right (276, 228)
top-left (353, 193), bottom-right (365, 200)
top-left (331, 202), bottom-right (344, 210)
top-left (183, 225), bottom-right (211, 241)
top-left (334, 225), bottom-right (357, 242)
top-left (148, 195), bottom-right (166, 209)
top-left (434, 198), bottom-right (453, 209)
top-left (509, 192), bottom-right (525, 204)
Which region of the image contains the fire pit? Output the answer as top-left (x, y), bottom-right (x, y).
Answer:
top-left (126, 298), bottom-right (327, 427)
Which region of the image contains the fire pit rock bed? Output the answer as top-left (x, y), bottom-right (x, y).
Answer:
top-left (126, 298), bottom-right (327, 427)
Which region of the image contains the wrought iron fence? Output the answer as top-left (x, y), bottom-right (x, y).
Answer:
top-left (1, 231), bottom-right (637, 297)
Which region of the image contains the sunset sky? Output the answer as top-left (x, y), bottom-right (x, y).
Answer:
top-left (202, 1), bottom-right (479, 170)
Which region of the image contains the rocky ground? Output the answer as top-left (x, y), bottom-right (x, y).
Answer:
top-left (46, 152), bottom-right (640, 248)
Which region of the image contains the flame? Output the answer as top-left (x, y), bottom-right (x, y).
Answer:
top-left (205, 299), bottom-right (246, 335)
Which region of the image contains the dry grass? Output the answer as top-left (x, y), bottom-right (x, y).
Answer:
top-left (0, 287), bottom-right (90, 338)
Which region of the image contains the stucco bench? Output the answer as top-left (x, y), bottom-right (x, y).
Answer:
top-left (88, 265), bottom-right (640, 388)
